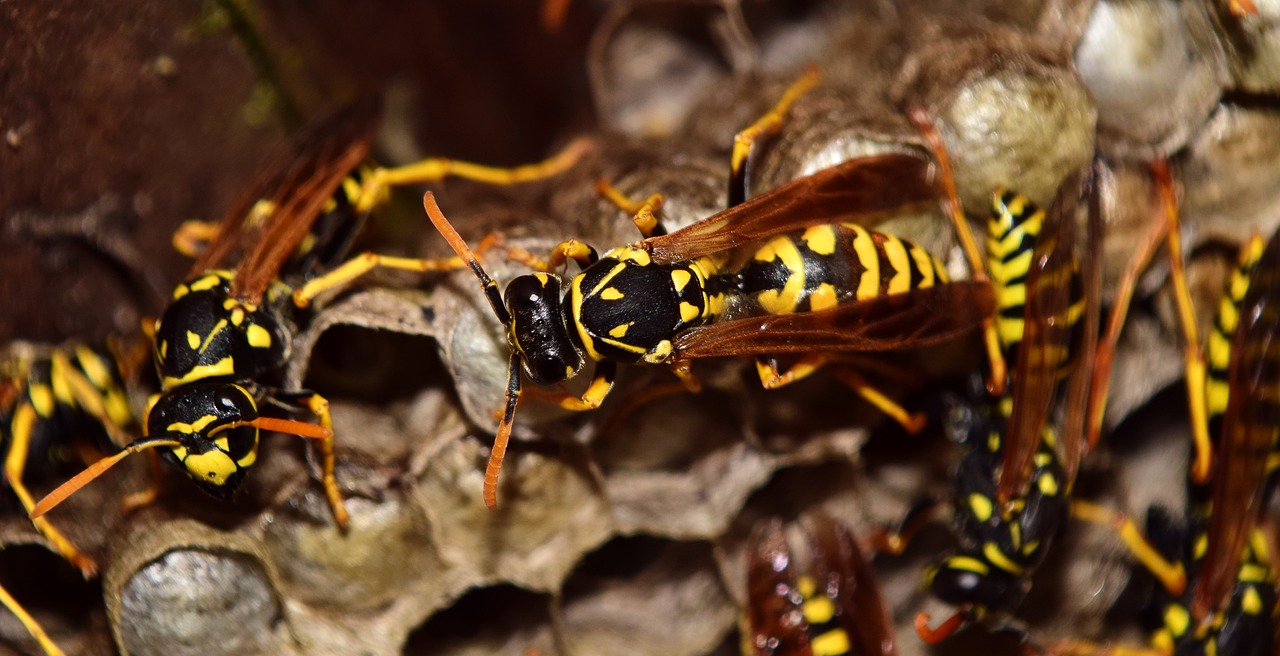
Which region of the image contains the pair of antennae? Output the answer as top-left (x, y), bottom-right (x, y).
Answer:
top-left (423, 192), bottom-right (520, 510)
top-left (31, 417), bottom-right (332, 519)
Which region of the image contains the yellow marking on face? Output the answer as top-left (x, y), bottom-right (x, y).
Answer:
top-left (883, 234), bottom-right (912, 295)
top-left (851, 227), bottom-right (880, 300)
top-left (945, 555), bottom-right (989, 575)
top-left (969, 493), bottom-right (993, 522)
top-left (190, 274), bottom-right (223, 292)
top-left (811, 630), bottom-right (851, 656)
top-left (670, 269), bottom-right (692, 292)
top-left (246, 324), bottom-right (272, 348)
top-left (182, 449), bottom-right (238, 486)
top-left (164, 357), bottom-right (236, 387)
top-left (534, 272), bottom-right (551, 285)
top-left (167, 414), bottom-right (218, 435)
top-left (983, 542), bottom-right (1024, 575)
top-left (28, 384), bottom-right (55, 417)
top-left (171, 284), bottom-right (190, 300)
top-left (1164, 603), bottom-right (1190, 637)
top-left (754, 237), bottom-right (805, 314)
top-left (801, 225), bottom-right (836, 256)
top-left (171, 445), bottom-right (188, 460)
top-left (187, 331), bottom-right (202, 350)
top-left (609, 324), bottom-right (630, 338)
top-left (679, 301), bottom-right (700, 323)
top-left (809, 283), bottom-right (838, 312)
top-left (600, 287), bottom-right (625, 301)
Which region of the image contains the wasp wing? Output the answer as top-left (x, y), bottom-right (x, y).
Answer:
top-left (1193, 227), bottom-right (1280, 622)
top-left (806, 514), bottom-right (897, 656)
top-left (744, 519), bottom-right (813, 656)
top-left (191, 101), bottom-right (379, 303)
top-left (641, 154), bottom-right (939, 265)
top-left (997, 169), bottom-right (1084, 505)
top-left (671, 281), bottom-right (992, 361)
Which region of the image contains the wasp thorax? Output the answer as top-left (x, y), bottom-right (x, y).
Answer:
top-left (929, 558), bottom-right (1028, 612)
top-left (503, 273), bottom-right (582, 385)
top-left (146, 382), bottom-right (259, 498)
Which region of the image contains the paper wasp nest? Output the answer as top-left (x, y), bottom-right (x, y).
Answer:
top-left (4, 1), bottom-right (1280, 655)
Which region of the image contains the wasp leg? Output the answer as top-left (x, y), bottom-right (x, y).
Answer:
top-left (1150, 161), bottom-right (1213, 483)
top-left (355, 137), bottom-right (593, 214)
top-left (171, 220), bottom-right (221, 258)
top-left (0, 583), bottom-right (66, 656)
top-left (1070, 500), bottom-right (1186, 595)
top-left (292, 252), bottom-right (469, 308)
top-left (503, 239), bottom-right (600, 273)
top-left (1087, 203), bottom-right (1168, 450)
top-left (272, 391), bottom-right (349, 529)
top-left (866, 497), bottom-right (943, 556)
top-left (522, 362), bottom-right (617, 412)
top-left (595, 179), bottom-right (668, 238)
top-left (756, 355), bottom-right (925, 433)
top-left (728, 65), bottom-right (821, 208)
top-left (1231, 0), bottom-right (1259, 16)
top-left (4, 405), bottom-right (96, 576)
top-left (910, 108), bottom-right (1007, 396)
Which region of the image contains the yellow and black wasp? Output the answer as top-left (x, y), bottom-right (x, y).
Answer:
top-left (0, 340), bottom-right (143, 655)
top-left (422, 69), bottom-right (998, 509)
top-left (31, 100), bottom-right (589, 529)
top-left (1044, 169), bottom-right (1280, 656)
top-left (742, 515), bottom-right (897, 656)
top-left (901, 115), bottom-right (1104, 643)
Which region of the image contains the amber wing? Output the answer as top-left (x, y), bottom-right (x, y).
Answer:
top-left (745, 519), bottom-right (813, 656)
top-left (805, 515), bottom-right (897, 656)
top-left (671, 281), bottom-right (993, 363)
top-left (996, 169), bottom-right (1084, 505)
top-left (1193, 227), bottom-right (1280, 622)
top-left (640, 154), bottom-right (939, 265)
top-left (190, 100), bottom-right (379, 303)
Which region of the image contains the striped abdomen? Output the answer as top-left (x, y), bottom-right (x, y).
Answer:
top-left (987, 189), bottom-right (1084, 366)
top-left (1206, 235), bottom-right (1267, 428)
top-left (738, 223), bottom-right (947, 317)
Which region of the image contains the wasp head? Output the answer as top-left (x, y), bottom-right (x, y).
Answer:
top-left (502, 273), bottom-right (582, 385)
top-left (146, 382), bottom-right (260, 499)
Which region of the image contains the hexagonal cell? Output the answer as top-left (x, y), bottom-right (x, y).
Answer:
top-left (404, 584), bottom-right (554, 656)
top-left (558, 536), bottom-right (736, 656)
top-left (115, 547), bottom-right (282, 656)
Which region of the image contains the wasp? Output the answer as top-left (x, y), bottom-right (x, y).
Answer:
top-left (1044, 172), bottom-right (1280, 656)
top-left (422, 70), bottom-right (997, 509)
top-left (743, 515), bottom-right (896, 656)
top-left (0, 340), bottom-right (143, 655)
top-left (31, 101), bottom-right (590, 529)
top-left (895, 109), bottom-right (1106, 642)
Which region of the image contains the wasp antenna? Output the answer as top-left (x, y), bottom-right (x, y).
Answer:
top-left (484, 353), bottom-right (524, 510)
top-left (423, 192), bottom-right (512, 325)
top-left (915, 610), bottom-right (966, 643)
top-left (31, 437), bottom-right (183, 518)
top-left (239, 416), bottom-right (333, 440)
